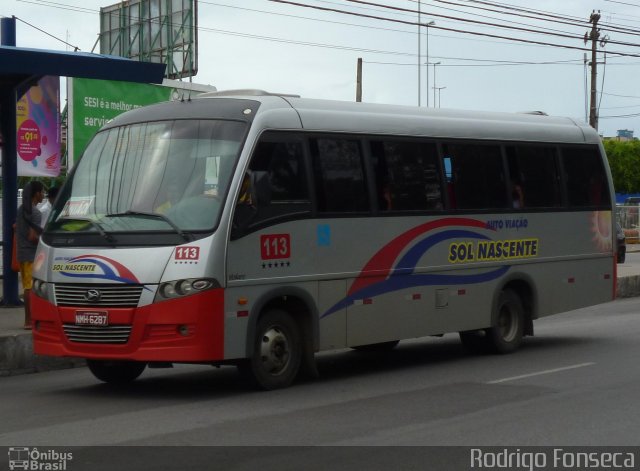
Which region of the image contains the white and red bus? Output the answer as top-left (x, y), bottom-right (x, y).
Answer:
top-left (31, 91), bottom-right (616, 389)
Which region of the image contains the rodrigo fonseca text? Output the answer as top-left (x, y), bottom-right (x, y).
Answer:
top-left (470, 448), bottom-right (635, 470)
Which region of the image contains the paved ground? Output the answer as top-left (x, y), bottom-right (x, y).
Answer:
top-left (2, 246), bottom-right (640, 376)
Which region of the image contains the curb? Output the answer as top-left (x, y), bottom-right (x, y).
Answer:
top-left (0, 334), bottom-right (85, 377)
top-left (616, 274), bottom-right (640, 298)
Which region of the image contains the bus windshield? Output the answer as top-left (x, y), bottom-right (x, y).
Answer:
top-left (48, 119), bottom-right (246, 238)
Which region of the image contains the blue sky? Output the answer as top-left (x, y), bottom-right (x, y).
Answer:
top-left (5, 0), bottom-right (640, 137)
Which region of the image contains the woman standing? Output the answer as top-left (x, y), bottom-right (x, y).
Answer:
top-left (16, 181), bottom-right (44, 329)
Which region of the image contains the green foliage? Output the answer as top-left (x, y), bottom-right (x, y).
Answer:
top-left (603, 140), bottom-right (640, 194)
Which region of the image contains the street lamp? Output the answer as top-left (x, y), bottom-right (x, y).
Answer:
top-left (417, 2), bottom-right (421, 106)
top-left (436, 86), bottom-right (446, 108)
top-left (432, 61), bottom-right (441, 107)
top-left (425, 20), bottom-right (435, 108)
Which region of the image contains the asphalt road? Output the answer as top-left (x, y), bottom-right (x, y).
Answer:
top-left (1, 297), bottom-right (640, 470)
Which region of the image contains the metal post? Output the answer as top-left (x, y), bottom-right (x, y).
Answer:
top-left (432, 62), bottom-right (441, 107)
top-left (436, 86), bottom-right (446, 108)
top-left (356, 58), bottom-right (362, 102)
top-left (417, 1), bottom-right (421, 106)
top-left (1, 16), bottom-right (21, 305)
top-left (425, 21), bottom-right (435, 108)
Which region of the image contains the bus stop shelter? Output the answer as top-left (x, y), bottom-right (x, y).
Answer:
top-left (0, 18), bottom-right (166, 305)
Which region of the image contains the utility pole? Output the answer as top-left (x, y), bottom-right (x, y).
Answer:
top-left (586, 11), bottom-right (600, 130)
top-left (356, 57), bottom-right (362, 102)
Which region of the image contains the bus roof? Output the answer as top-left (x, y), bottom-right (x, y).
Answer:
top-left (106, 91), bottom-right (599, 145)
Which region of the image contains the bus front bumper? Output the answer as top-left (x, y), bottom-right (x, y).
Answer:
top-left (31, 288), bottom-right (225, 362)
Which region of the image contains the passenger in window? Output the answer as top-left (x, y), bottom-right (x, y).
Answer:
top-left (238, 172), bottom-right (254, 206)
top-left (381, 182), bottom-right (393, 211)
top-left (232, 172), bottom-right (257, 237)
top-left (511, 180), bottom-right (524, 209)
top-left (589, 174), bottom-right (604, 206)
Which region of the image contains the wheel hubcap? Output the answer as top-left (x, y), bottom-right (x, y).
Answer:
top-left (259, 326), bottom-right (290, 375)
top-left (498, 305), bottom-right (517, 342)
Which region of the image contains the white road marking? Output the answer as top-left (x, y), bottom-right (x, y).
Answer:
top-left (486, 362), bottom-right (596, 384)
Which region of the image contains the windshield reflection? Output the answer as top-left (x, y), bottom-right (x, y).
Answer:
top-left (48, 119), bottom-right (246, 236)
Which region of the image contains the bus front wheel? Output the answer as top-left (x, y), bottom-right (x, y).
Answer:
top-left (86, 359), bottom-right (146, 384)
top-left (243, 309), bottom-right (302, 390)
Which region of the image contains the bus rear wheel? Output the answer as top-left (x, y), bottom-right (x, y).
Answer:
top-left (459, 289), bottom-right (525, 354)
top-left (244, 309), bottom-right (302, 390)
top-left (86, 359), bottom-right (146, 384)
top-left (486, 289), bottom-right (525, 354)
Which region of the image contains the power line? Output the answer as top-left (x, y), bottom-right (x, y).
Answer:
top-left (364, 57), bottom-right (584, 67)
top-left (341, 0), bottom-right (640, 48)
top-left (340, 0), bottom-right (589, 42)
top-left (430, 0), bottom-right (640, 37)
top-left (267, 0), bottom-right (640, 57)
top-left (199, 0), bottom-right (417, 37)
top-left (600, 111), bottom-right (640, 118)
top-left (429, 0), bottom-right (589, 31)
top-left (604, 0), bottom-right (640, 7)
top-left (407, 0), bottom-right (588, 38)
top-left (603, 91), bottom-right (640, 99)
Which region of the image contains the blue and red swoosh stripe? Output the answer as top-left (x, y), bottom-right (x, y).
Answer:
top-left (59, 254), bottom-right (140, 284)
top-left (322, 218), bottom-right (507, 318)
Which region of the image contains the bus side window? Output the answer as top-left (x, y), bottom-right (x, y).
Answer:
top-left (311, 138), bottom-right (369, 213)
top-left (442, 143), bottom-right (508, 210)
top-left (505, 145), bottom-right (562, 209)
top-left (232, 138), bottom-right (310, 236)
top-left (562, 146), bottom-right (610, 208)
top-left (370, 139), bottom-right (443, 212)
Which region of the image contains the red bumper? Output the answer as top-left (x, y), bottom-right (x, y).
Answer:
top-left (31, 288), bottom-right (225, 362)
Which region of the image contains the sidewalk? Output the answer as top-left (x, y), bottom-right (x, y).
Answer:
top-left (3, 246), bottom-right (640, 377)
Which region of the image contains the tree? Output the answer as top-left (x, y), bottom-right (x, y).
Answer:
top-left (603, 140), bottom-right (640, 194)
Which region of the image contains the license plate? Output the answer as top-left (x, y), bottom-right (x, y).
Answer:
top-left (75, 311), bottom-right (109, 326)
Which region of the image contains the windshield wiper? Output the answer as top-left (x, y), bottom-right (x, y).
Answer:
top-left (57, 217), bottom-right (116, 244)
top-left (105, 211), bottom-right (192, 242)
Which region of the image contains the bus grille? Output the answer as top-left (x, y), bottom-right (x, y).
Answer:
top-left (63, 325), bottom-right (132, 344)
top-left (55, 284), bottom-right (143, 308)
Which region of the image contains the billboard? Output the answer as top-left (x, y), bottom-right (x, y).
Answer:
top-left (68, 77), bottom-right (216, 166)
top-left (99, 0), bottom-right (197, 80)
top-left (16, 76), bottom-right (61, 177)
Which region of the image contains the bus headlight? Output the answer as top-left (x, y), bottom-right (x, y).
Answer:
top-left (32, 279), bottom-right (49, 300)
top-left (154, 278), bottom-right (219, 302)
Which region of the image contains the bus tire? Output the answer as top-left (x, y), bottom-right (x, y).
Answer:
top-left (245, 309), bottom-right (302, 390)
top-left (486, 289), bottom-right (525, 354)
top-left (86, 359), bottom-right (146, 384)
top-left (352, 340), bottom-right (399, 352)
